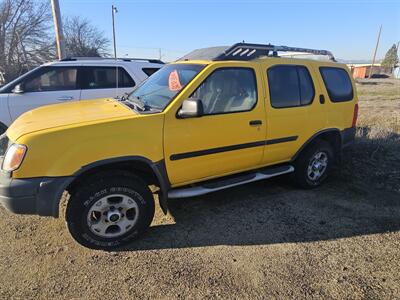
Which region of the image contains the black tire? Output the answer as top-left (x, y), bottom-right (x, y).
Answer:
top-left (293, 140), bottom-right (334, 189)
top-left (66, 171), bottom-right (155, 250)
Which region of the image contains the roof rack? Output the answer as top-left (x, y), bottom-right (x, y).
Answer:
top-left (60, 57), bottom-right (165, 64)
top-left (180, 43), bottom-right (336, 62)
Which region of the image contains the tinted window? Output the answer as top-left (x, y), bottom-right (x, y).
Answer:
top-left (298, 67), bottom-right (314, 105)
top-left (320, 67), bottom-right (353, 102)
top-left (267, 65), bottom-right (314, 108)
top-left (191, 68), bottom-right (257, 115)
top-left (24, 67), bottom-right (77, 92)
top-left (83, 67), bottom-right (135, 89)
top-left (142, 68), bottom-right (160, 77)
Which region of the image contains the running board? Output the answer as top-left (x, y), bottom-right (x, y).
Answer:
top-left (168, 165), bottom-right (294, 199)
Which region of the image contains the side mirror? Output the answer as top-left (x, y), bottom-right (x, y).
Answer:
top-left (12, 84), bottom-right (24, 94)
top-left (178, 98), bottom-right (204, 118)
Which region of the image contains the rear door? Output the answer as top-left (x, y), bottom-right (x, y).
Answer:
top-left (317, 65), bottom-right (356, 129)
top-left (79, 66), bottom-right (136, 100)
top-left (261, 61), bottom-right (326, 165)
top-left (8, 66), bottom-right (81, 121)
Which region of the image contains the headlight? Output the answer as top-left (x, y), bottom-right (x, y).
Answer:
top-left (2, 144), bottom-right (27, 172)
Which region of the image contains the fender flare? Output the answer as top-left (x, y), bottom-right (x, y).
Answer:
top-left (59, 156), bottom-right (171, 216)
top-left (291, 128), bottom-right (342, 162)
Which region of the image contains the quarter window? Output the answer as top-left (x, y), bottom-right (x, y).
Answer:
top-left (24, 67), bottom-right (77, 92)
top-left (82, 67), bottom-right (135, 89)
top-left (267, 65), bottom-right (315, 108)
top-left (319, 67), bottom-right (353, 102)
top-left (142, 68), bottom-right (160, 77)
top-left (191, 68), bottom-right (257, 115)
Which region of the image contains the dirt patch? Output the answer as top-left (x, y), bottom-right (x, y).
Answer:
top-left (0, 79), bottom-right (399, 299)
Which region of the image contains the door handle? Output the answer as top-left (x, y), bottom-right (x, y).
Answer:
top-left (249, 120), bottom-right (262, 126)
top-left (57, 96), bottom-right (74, 101)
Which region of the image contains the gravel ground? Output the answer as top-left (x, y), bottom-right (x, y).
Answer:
top-left (0, 79), bottom-right (399, 299)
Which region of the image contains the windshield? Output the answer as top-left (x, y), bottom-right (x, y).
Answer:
top-left (127, 63), bottom-right (205, 111)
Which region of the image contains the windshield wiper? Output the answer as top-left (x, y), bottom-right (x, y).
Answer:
top-left (126, 96), bottom-right (146, 111)
top-left (126, 95), bottom-right (162, 112)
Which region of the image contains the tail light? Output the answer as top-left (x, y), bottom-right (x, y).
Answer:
top-left (352, 103), bottom-right (359, 127)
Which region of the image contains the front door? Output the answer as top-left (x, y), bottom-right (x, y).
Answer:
top-left (164, 66), bottom-right (266, 186)
top-left (8, 66), bottom-right (81, 121)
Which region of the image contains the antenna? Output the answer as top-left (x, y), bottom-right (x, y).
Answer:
top-left (112, 5), bottom-right (119, 98)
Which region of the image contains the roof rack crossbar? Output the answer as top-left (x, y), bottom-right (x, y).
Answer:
top-left (60, 57), bottom-right (164, 64)
top-left (213, 43), bottom-right (336, 62)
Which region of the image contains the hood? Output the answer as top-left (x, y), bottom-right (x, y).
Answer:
top-left (8, 98), bottom-right (136, 140)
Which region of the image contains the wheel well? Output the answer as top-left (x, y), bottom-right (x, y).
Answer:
top-left (294, 130), bottom-right (342, 162)
top-left (0, 122), bottom-right (7, 134)
top-left (66, 160), bottom-right (160, 195)
top-left (317, 131), bottom-right (341, 154)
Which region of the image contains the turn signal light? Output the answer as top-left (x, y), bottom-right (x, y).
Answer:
top-left (2, 144), bottom-right (27, 172)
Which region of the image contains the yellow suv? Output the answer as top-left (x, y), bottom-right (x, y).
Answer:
top-left (0, 43), bottom-right (358, 249)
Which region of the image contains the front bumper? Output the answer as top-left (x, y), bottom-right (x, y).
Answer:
top-left (0, 174), bottom-right (73, 217)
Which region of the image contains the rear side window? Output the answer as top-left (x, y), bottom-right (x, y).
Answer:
top-left (82, 67), bottom-right (135, 89)
top-left (319, 67), bottom-right (353, 102)
top-left (142, 68), bottom-right (160, 77)
top-left (267, 65), bottom-right (315, 108)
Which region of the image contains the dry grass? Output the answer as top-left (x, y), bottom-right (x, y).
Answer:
top-left (0, 78), bottom-right (399, 300)
top-left (339, 78), bottom-right (400, 194)
top-left (356, 78), bottom-right (400, 101)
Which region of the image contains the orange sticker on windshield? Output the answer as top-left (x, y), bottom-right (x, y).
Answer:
top-left (168, 70), bottom-right (183, 91)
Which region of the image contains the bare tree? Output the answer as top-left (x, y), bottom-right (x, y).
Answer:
top-left (64, 16), bottom-right (110, 57)
top-left (0, 0), bottom-right (55, 82)
top-left (0, 1), bottom-right (110, 83)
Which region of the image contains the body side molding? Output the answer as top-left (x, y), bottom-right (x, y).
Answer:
top-left (170, 136), bottom-right (298, 161)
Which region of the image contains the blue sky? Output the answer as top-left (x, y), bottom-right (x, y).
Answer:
top-left (60, 0), bottom-right (400, 61)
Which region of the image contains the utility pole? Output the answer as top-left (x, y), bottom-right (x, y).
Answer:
top-left (112, 5), bottom-right (119, 97)
top-left (51, 0), bottom-right (66, 60)
top-left (368, 25), bottom-right (382, 79)
top-left (159, 48), bottom-right (162, 60)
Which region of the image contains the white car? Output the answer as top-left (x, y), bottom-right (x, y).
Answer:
top-left (0, 57), bottom-right (164, 133)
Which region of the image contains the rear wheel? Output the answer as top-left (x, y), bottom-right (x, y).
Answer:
top-left (66, 171), bottom-right (155, 250)
top-left (293, 140), bottom-right (334, 189)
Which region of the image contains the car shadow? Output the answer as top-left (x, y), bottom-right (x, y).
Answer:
top-left (119, 176), bottom-right (399, 252)
top-left (118, 128), bottom-right (400, 252)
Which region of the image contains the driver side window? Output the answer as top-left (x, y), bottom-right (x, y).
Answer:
top-left (191, 68), bottom-right (257, 115)
top-left (23, 67), bottom-right (78, 92)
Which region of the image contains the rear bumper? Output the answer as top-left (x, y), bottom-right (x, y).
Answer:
top-left (341, 127), bottom-right (356, 149)
top-left (0, 175), bottom-right (73, 217)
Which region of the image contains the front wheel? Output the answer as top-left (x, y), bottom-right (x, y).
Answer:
top-left (293, 140), bottom-right (334, 189)
top-left (66, 171), bottom-right (155, 250)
